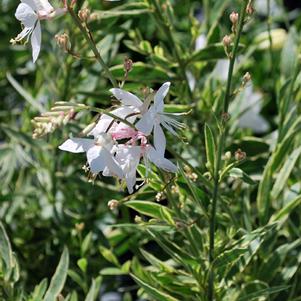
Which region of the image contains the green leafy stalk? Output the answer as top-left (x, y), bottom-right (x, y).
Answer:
top-left (67, 5), bottom-right (118, 88)
top-left (207, 1), bottom-right (249, 300)
top-left (267, 0), bottom-right (274, 74)
top-left (148, 0), bottom-right (193, 101)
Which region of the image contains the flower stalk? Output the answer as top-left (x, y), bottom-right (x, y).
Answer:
top-left (148, 0), bottom-right (193, 101)
top-left (207, 1), bottom-right (249, 300)
top-left (67, 5), bottom-right (118, 88)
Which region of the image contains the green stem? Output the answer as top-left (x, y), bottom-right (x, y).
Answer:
top-left (149, 0), bottom-right (193, 101)
top-left (223, 2), bottom-right (248, 113)
top-left (267, 0), bottom-right (274, 76)
top-left (67, 6), bottom-right (118, 88)
top-left (203, 0), bottom-right (211, 33)
top-left (207, 1), bottom-right (248, 300)
top-left (82, 105), bottom-right (136, 129)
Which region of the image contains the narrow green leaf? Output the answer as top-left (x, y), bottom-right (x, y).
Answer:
top-left (99, 246), bottom-right (120, 267)
top-left (125, 200), bottom-right (174, 223)
top-left (270, 195), bottom-right (301, 222)
top-left (280, 27), bottom-right (298, 77)
top-left (271, 146), bottom-right (301, 200)
top-left (0, 222), bottom-right (14, 279)
top-left (237, 285), bottom-right (289, 301)
top-left (204, 124), bottom-right (216, 174)
top-left (130, 274), bottom-right (179, 301)
top-left (187, 43), bottom-right (244, 64)
top-left (6, 72), bottom-right (44, 112)
top-left (43, 247), bottom-right (69, 301)
top-left (229, 168), bottom-right (256, 185)
top-left (81, 232), bottom-right (92, 256)
top-left (77, 258), bottom-right (88, 273)
top-left (31, 279), bottom-right (48, 301)
top-left (84, 279), bottom-right (96, 301)
top-left (68, 270), bottom-right (86, 292)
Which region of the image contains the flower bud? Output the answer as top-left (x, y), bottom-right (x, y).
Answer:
top-left (78, 8), bottom-right (90, 22)
top-left (108, 199), bottom-right (119, 210)
top-left (246, 1), bottom-right (255, 15)
top-left (134, 215), bottom-right (142, 223)
top-left (222, 35), bottom-right (232, 47)
top-left (155, 192), bottom-right (163, 202)
top-left (230, 12), bottom-right (239, 25)
top-left (224, 151), bottom-right (232, 161)
top-left (75, 222), bottom-right (85, 232)
top-left (55, 33), bottom-right (70, 53)
top-left (124, 57), bottom-right (133, 73)
top-left (221, 112), bottom-right (231, 122)
top-left (235, 149), bottom-right (246, 161)
top-left (243, 72), bottom-right (251, 84)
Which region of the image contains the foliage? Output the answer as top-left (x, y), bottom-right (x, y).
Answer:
top-left (0, 0), bottom-right (301, 300)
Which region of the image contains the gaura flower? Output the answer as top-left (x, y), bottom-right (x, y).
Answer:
top-left (11, 0), bottom-right (66, 62)
top-left (136, 82), bottom-right (184, 156)
top-left (59, 133), bottom-right (123, 178)
top-left (89, 88), bottom-right (144, 137)
top-left (58, 83), bottom-right (181, 194)
top-left (143, 145), bottom-right (177, 174)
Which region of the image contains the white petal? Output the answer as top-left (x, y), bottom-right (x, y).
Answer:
top-left (101, 149), bottom-right (123, 178)
top-left (116, 146), bottom-right (141, 193)
top-left (31, 21), bottom-right (41, 62)
top-left (59, 138), bottom-right (94, 153)
top-left (154, 82), bottom-right (170, 112)
top-left (21, 0), bottom-right (37, 10)
top-left (154, 123), bottom-right (166, 156)
top-left (33, 0), bottom-right (54, 13)
top-left (87, 146), bottom-right (123, 177)
top-left (86, 146), bottom-right (106, 173)
top-left (110, 88), bottom-right (143, 108)
top-left (15, 3), bottom-right (37, 26)
top-left (89, 106), bottom-right (137, 137)
top-left (135, 106), bottom-right (156, 135)
top-left (89, 115), bottom-right (114, 137)
top-left (146, 146), bottom-right (177, 173)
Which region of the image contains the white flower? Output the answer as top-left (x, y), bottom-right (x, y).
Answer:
top-left (115, 145), bottom-right (142, 194)
top-left (144, 145), bottom-right (177, 173)
top-left (59, 133), bottom-right (123, 178)
top-left (136, 82), bottom-right (184, 156)
top-left (89, 88), bottom-right (143, 137)
top-left (12, 0), bottom-right (65, 62)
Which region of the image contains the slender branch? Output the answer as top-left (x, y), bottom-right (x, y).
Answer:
top-left (148, 0), bottom-right (193, 101)
top-left (67, 6), bottom-right (118, 88)
top-left (223, 2), bottom-right (248, 113)
top-left (207, 1), bottom-right (248, 300)
top-left (267, 0), bottom-right (274, 73)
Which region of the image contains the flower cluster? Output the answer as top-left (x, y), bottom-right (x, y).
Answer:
top-left (59, 82), bottom-right (183, 194)
top-left (11, 0), bottom-right (66, 62)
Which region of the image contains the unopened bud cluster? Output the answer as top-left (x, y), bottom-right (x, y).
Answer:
top-left (242, 72), bottom-right (251, 86)
top-left (222, 35), bottom-right (232, 58)
top-left (184, 165), bottom-right (198, 182)
top-left (108, 199), bottom-right (119, 210)
top-left (32, 104), bottom-right (76, 139)
top-left (55, 33), bottom-right (70, 53)
top-left (124, 57), bottom-right (133, 74)
top-left (235, 149), bottom-right (246, 161)
top-left (246, 0), bottom-right (255, 15)
top-left (155, 192), bottom-right (164, 202)
top-left (230, 11), bottom-right (239, 33)
top-left (78, 8), bottom-right (90, 23)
